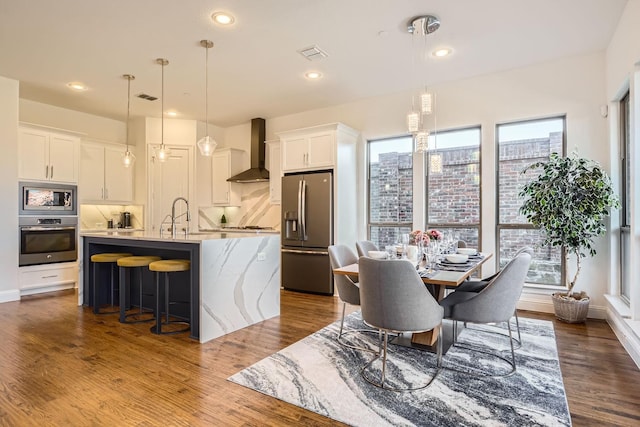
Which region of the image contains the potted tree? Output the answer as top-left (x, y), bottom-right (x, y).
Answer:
top-left (519, 152), bottom-right (619, 323)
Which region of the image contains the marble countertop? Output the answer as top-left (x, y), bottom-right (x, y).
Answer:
top-left (80, 229), bottom-right (279, 243)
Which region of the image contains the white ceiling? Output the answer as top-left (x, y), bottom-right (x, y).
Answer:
top-left (0, 0), bottom-right (627, 127)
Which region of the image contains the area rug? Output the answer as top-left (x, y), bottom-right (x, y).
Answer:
top-left (228, 313), bottom-right (571, 426)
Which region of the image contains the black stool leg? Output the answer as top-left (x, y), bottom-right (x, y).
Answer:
top-left (119, 266), bottom-right (127, 323)
top-left (92, 261), bottom-right (100, 314)
top-left (152, 271), bottom-right (162, 334)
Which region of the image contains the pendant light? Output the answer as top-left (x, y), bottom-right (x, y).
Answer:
top-left (197, 40), bottom-right (218, 156)
top-left (122, 74), bottom-right (136, 167)
top-left (156, 58), bottom-right (171, 162)
top-left (406, 14), bottom-right (440, 153)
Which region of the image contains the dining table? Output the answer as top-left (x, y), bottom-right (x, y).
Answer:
top-left (332, 252), bottom-right (493, 350)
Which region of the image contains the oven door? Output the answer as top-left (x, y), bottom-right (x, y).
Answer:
top-left (19, 225), bottom-right (78, 266)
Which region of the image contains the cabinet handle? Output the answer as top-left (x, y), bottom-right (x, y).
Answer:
top-left (101, 188), bottom-right (104, 199)
top-left (50, 165), bottom-right (54, 179)
top-left (105, 188), bottom-right (108, 199)
top-left (45, 165), bottom-right (49, 178)
top-left (41, 275), bottom-right (58, 279)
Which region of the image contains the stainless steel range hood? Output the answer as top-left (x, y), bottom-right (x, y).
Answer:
top-left (227, 118), bottom-right (270, 183)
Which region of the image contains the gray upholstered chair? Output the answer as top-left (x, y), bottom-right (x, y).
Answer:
top-left (355, 240), bottom-right (379, 258)
top-left (358, 256), bottom-right (444, 391)
top-left (439, 251), bottom-right (532, 376)
top-left (328, 245), bottom-right (376, 352)
top-left (455, 246), bottom-right (534, 346)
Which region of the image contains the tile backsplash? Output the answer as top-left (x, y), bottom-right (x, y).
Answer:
top-left (199, 182), bottom-right (280, 230)
top-left (80, 204), bottom-right (144, 230)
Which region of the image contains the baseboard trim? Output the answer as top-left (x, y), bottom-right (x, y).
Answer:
top-left (0, 289), bottom-right (21, 303)
top-left (20, 283), bottom-right (76, 297)
top-left (517, 294), bottom-right (607, 319)
top-left (606, 303), bottom-right (640, 369)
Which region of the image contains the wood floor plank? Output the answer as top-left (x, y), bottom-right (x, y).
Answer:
top-left (0, 290), bottom-right (638, 426)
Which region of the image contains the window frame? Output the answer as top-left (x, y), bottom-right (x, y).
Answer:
top-left (495, 115), bottom-right (567, 289)
top-left (620, 91), bottom-right (631, 303)
top-left (424, 125), bottom-right (482, 249)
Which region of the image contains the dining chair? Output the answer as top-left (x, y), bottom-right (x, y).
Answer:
top-left (358, 256), bottom-right (444, 391)
top-left (355, 240), bottom-right (379, 258)
top-left (328, 245), bottom-right (377, 352)
top-left (439, 251), bottom-right (532, 377)
top-left (455, 246), bottom-right (534, 346)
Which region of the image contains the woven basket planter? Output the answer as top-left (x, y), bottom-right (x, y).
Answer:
top-left (552, 292), bottom-right (590, 323)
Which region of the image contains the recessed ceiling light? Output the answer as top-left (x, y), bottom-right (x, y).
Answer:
top-left (166, 110), bottom-right (178, 117)
top-left (305, 71), bottom-right (322, 80)
top-left (433, 48), bottom-right (452, 58)
top-left (67, 81), bottom-right (88, 91)
top-left (211, 12), bottom-right (235, 25)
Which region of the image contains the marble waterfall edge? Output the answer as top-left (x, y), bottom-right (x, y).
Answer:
top-left (199, 235), bottom-right (280, 343)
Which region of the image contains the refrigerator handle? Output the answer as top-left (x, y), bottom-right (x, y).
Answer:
top-left (297, 179), bottom-right (303, 237)
top-left (281, 248), bottom-right (328, 255)
top-left (301, 179), bottom-right (307, 240)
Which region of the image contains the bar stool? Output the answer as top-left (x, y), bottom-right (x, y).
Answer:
top-left (90, 252), bottom-right (132, 314)
top-left (117, 255), bottom-right (162, 323)
top-left (148, 259), bottom-right (191, 335)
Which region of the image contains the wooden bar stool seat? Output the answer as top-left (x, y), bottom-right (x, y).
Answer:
top-left (117, 256), bottom-right (162, 323)
top-left (90, 252), bottom-right (132, 314)
top-left (148, 259), bottom-right (191, 335)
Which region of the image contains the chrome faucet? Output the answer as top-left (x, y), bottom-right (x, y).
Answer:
top-left (171, 197), bottom-right (191, 238)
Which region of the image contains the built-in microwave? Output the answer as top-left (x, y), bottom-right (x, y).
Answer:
top-left (19, 182), bottom-right (77, 216)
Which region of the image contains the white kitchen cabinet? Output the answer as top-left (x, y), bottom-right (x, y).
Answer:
top-left (266, 140), bottom-right (281, 204)
top-left (19, 262), bottom-right (78, 296)
top-left (80, 142), bottom-right (133, 203)
top-left (280, 131), bottom-right (335, 172)
top-left (19, 125), bottom-right (80, 183)
top-left (211, 148), bottom-right (245, 206)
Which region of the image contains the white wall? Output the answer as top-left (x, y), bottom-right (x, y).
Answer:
top-left (0, 76), bottom-right (19, 302)
top-left (603, 0), bottom-right (640, 367)
top-left (19, 99), bottom-right (125, 142)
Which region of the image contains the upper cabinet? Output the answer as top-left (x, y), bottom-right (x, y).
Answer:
top-left (280, 131), bottom-right (334, 172)
top-left (19, 125), bottom-right (80, 183)
top-left (211, 148), bottom-right (245, 206)
top-left (79, 142), bottom-right (133, 203)
top-left (266, 140), bottom-right (281, 204)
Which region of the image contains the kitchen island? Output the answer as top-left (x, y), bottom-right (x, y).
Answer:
top-left (81, 230), bottom-right (280, 343)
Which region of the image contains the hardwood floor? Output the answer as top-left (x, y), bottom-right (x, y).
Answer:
top-left (0, 290), bottom-right (638, 426)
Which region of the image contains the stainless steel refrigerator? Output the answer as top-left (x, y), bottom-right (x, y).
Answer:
top-left (281, 171), bottom-right (333, 295)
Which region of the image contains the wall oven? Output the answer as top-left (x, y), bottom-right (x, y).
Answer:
top-left (19, 216), bottom-right (78, 266)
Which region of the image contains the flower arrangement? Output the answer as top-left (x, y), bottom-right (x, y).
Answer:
top-left (426, 229), bottom-right (443, 241)
top-left (409, 229), bottom-right (442, 245)
top-left (409, 230), bottom-right (426, 245)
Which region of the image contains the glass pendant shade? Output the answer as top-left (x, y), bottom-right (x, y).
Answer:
top-left (122, 74), bottom-right (136, 167)
top-left (415, 130), bottom-right (429, 152)
top-left (122, 150), bottom-right (136, 167)
top-left (421, 92), bottom-right (433, 114)
top-left (197, 135), bottom-right (217, 156)
top-left (407, 111), bottom-right (420, 134)
top-left (430, 152), bottom-right (443, 174)
top-left (156, 145), bottom-right (171, 162)
top-left (198, 40), bottom-right (217, 157)
top-left (156, 58), bottom-right (170, 162)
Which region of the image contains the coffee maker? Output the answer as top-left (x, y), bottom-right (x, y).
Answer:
top-left (120, 211), bottom-right (132, 228)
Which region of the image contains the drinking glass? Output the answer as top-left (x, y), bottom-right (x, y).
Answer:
top-left (385, 245), bottom-right (395, 260)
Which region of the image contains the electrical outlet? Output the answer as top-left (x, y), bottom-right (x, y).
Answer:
top-left (257, 252), bottom-right (266, 261)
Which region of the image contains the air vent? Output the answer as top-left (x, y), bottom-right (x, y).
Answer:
top-left (297, 45), bottom-right (328, 61)
top-left (136, 93), bottom-right (157, 101)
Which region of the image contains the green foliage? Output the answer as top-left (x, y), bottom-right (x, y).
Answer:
top-left (519, 152), bottom-right (619, 293)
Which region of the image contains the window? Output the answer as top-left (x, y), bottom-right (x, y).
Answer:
top-left (426, 127), bottom-right (481, 247)
top-left (620, 92), bottom-right (631, 302)
top-left (367, 136), bottom-right (413, 248)
top-left (496, 117), bottom-right (565, 286)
